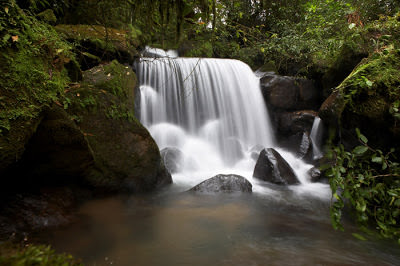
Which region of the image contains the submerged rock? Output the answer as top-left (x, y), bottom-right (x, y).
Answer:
top-left (253, 148), bottom-right (300, 185)
top-left (308, 167), bottom-right (322, 183)
top-left (161, 147), bottom-right (184, 174)
top-left (189, 174), bottom-right (252, 193)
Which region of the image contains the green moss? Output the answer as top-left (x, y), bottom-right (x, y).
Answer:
top-left (82, 60), bottom-right (136, 99)
top-left (37, 9), bottom-right (57, 24)
top-left (54, 24), bottom-right (138, 67)
top-left (185, 41), bottom-right (213, 58)
top-left (0, 1), bottom-right (74, 172)
top-left (0, 243), bottom-right (82, 266)
top-left (338, 47), bottom-right (400, 121)
top-left (63, 61), bottom-right (137, 124)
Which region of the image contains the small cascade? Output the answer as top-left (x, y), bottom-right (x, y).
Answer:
top-left (310, 117), bottom-right (324, 160)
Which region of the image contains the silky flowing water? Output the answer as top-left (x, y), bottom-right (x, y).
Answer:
top-left (40, 56), bottom-right (400, 265)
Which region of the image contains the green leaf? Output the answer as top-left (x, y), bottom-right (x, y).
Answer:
top-left (353, 146), bottom-right (368, 155)
top-left (359, 134), bottom-right (368, 144)
top-left (371, 156), bottom-right (383, 164)
top-left (352, 233), bottom-right (367, 241)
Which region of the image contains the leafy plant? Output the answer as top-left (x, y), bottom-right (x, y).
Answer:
top-left (327, 128), bottom-right (400, 243)
top-left (0, 244), bottom-right (82, 266)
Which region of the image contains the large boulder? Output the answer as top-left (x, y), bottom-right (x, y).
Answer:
top-left (161, 147), bottom-right (184, 174)
top-left (260, 73), bottom-right (320, 111)
top-left (2, 105), bottom-right (95, 189)
top-left (253, 148), bottom-right (300, 185)
top-left (189, 174), bottom-right (252, 193)
top-left (66, 61), bottom-right (172, 192)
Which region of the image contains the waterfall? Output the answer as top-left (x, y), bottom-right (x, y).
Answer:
top-left (135, 56), bottom-right (328, 194)
top-left (310, 117), bottom-right (324, 160)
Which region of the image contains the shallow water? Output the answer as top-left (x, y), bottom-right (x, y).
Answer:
top-left (40, 183), bottom-right (400, 266)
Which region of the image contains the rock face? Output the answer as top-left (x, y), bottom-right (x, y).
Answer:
top-left (69, 61), bottom-right (172, 192)
top-left (161, 147), bottom-right (184, 173)
top-left (2, 61), bottom-right (172, 194)
top-left (278, 110), bottom-right (317, 136)
top-left (189, 174), bottom-right (252, 193)
top-left (4, 105), bottom-right (95, 188)
top-left (318, 90), bottom-right (346, 127)
top-left (253, 148), bottom-right (300, 185)
top-left (260, 73), bottom-right (320, 111)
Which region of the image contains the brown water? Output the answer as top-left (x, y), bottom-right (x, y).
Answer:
top-left (40, 185), bottom-right (400, 266)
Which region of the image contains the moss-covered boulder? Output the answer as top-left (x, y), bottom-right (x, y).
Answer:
top-left (319, 47), bottom-right (400, 148)
top-left (65, 61), bottom-right (172, 192)
top-left (55, 24), bottom-right (139, 70)
top-left (0, 1), bottom-right (73, 177)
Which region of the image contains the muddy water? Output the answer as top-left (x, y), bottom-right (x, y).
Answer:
top-left (40, 185), bottom-right (400, 266)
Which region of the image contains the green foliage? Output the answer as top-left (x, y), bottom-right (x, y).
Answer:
top-left (338, 45), bottom-right (400, 121)
top-left (0, 1), bottom-right (72, 135)
top-left (106, 103), bottom-right (136, 122)
top-left (327, 129), bottom-right (400, 243)
top-left (0, 244), bottom-right (82, 265)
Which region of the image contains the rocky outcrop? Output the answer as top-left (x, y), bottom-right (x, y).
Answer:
top-left (318, 90), bottom-right (346, 127)
top-left (278, 110), bottom-right (317, 136)
top-left (260, 73), bottom-right (320, 111)
top-left (161, 147), bottom-right (184, 174)
top-left (55, 25), bottom-right (139, 70)
top-left (321, 43), bottom-right (368, 97)
top-left (259, 73), bottom-right (322, 149)
top-left (66, 61), bottom-right (172, 192)
top-left (253, 148), bottom-right (300, 185)
top-left (189, 174), bottom-right (252, 193)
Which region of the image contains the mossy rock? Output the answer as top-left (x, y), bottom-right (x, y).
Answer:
top-left (65, 61), bottom-right (172, 192)
top-left (36, 9), bottom-right (57, 24)
top-left (320, 47), bottom-right (400, 148)
top-left (55, 24), bottom-right (139, 70)
top-left (0, 2), bottom-right (73, 176)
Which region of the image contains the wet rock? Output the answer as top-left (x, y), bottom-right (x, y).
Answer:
top-left (250, 144), bottom-right (265, 161)
top-left (279, 132), bottom-right (313, 161)
top-left (299, 132), bottom-right (312, 159)
top-left (278, 110), bottom-right (318, 136)
top-left (308, 167), bottom-right (322, 183)
top-left (253, 148), bottom-right (300, 185)
top-left (0, 188), bottom-right (82, 239)
top-left (189, 174), bottom-right (252, 193)
top-left (318, 90), bottom-right (346, 127)
top-left (260, 73), bottom-right (319, 111)
top-left (55, 25), bottom-right (138, 70)
top-left (161, 147), bottom-right (184, 174)
top-left (72, 62), bottom-right (172, 192)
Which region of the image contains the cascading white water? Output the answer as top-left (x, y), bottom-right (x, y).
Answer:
top-left (136, 56), bottom-right (330, 197)
top-left (310, 117), bottom-right (324, 160)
